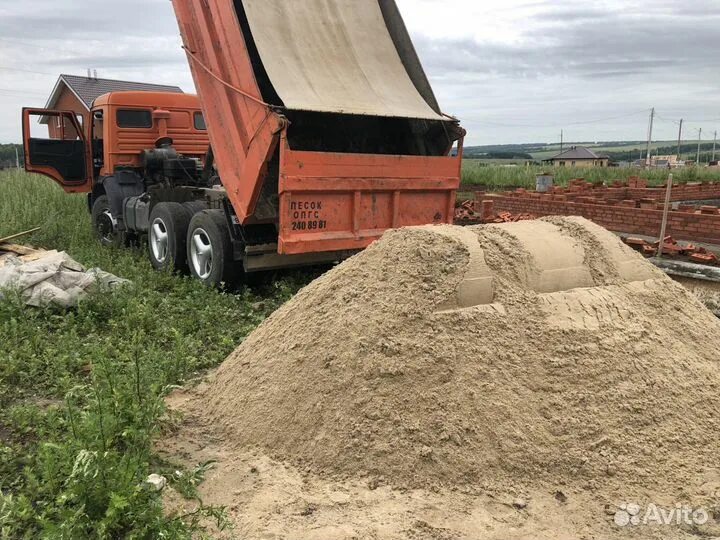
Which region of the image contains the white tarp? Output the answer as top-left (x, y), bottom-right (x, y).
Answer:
top-left (0, 251), bottom-right (129, 308)
top-left (242, 0), bottom-right (445, 120)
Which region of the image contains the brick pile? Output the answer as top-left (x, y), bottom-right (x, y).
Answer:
top-left (624, 235), bottom-right (719, 265)
top-left (455, 199), bottom-right (535, 225)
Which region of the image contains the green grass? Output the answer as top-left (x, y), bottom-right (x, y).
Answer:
top-left (461, 161), bottom-right (720, 189)
top-left (0, 170), bottom-right (313, 538)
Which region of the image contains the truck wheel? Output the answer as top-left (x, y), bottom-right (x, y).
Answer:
top-left (183, 200), bottom-right (208, 217)
top-left (148, 203), bottom-right (192, 272)
top-left (91, 195), bottom-right (122, 247)
top-left (187, 210), bottom-right (235, 287)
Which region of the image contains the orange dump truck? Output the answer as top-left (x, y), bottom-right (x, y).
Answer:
top-left (24, 0), bottom-right (464, 286)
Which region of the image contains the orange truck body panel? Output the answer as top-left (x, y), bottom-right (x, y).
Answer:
top-left (278, 136), bottom-right (461, 254)
top-left (171, 0), bottom-right (463, 256)
top-left (171, 0), bottom-right (281, 224)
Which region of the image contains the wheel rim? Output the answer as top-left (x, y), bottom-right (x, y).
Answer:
top-left (96, 209), bottom-right (117, 244)
top-left (190, 227), bottom-right (213, 279)
top-left (150, 218), bottom-right (169, 263)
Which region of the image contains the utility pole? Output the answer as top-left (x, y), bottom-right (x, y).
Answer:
top-left (645, 107), bottom-right (655, 169)
top-left (560, 129), bottom-right (564, 154)
top-left (713, 130), bottom-right (717, 162)
top-left (14, 146), bottom-right (20, 169)
top-left (676, 119), bottom-right (683, 162)
top-left (696, 128), bottom-right (702, 165)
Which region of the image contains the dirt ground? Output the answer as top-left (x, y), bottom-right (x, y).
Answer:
top-left (161, 396), bottom-right (720, 540)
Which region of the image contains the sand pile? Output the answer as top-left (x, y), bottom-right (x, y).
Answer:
top-left (193, 216), bottom-right (720, 491)
top-left (165, 216), bottom-right (720, 538)
top-left (677, 277), bottom-right (720, 316)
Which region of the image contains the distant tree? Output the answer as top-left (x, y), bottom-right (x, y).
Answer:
top-left (0, 144), bottom-right (23, 168)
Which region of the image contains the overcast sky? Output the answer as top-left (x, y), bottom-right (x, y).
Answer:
top-left (0, 0), bottom-right (718, 146)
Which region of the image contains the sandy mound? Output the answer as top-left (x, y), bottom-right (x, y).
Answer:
top-left (676, 276), bottom-right (720, 316)
top-left (164, 216), bottom-right (720, 539)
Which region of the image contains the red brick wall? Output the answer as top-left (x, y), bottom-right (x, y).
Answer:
top-left (581, 184), bottom-right (720, 202)
top-left (46, 87), bottom-right (88, 140)
top-left (481, 194), bottom-right (720, 245)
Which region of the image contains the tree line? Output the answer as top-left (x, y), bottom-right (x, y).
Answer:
top-left (0, 144), bottom-right (23, 168)
top-left (605, 143), bottom-right (718, 163)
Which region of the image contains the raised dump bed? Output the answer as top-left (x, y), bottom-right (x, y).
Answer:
top-left (172, 0), bottom-right (465, 256)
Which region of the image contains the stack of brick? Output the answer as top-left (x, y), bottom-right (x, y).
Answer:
top-left (627, 177), bottom-right (648, 189)
top-left (454, 200), bottom-right (478, 223)
top-left (455, 200), bottom-right (535, 225)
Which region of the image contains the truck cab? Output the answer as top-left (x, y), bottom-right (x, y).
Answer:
top-left (24, 91), bottom-right (209, 194)
top-left (24, 92), bottom-right (215, 262)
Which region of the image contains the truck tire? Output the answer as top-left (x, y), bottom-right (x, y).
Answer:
top-left (91, 195), bottom-right (123, 247)
top-left (186, 210), bottom-right (236, 287)
top-left (183, 200), bottom-right (208, 217)
top-left (148, 202), bottom-right (192, 272)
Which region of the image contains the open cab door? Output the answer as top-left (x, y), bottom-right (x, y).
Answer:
top-left (22, 108), bottom-right (92, 193)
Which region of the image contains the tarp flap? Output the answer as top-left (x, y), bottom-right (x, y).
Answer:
top-left (241, 0), bottom-right (445, 121)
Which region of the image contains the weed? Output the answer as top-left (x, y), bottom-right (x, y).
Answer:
top-left (0, 171), bottom-right (310, 538)
top-left (170, 461), bottom-right (217, 500)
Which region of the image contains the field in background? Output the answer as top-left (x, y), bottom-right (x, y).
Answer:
top-left (0, 170), bottom-right (314, 537)
top-left (466, 140), bottom-right (716, 163)
top-left (461, 160), bottom-right (720, 189)
top-left (528, 141), bottom-right (679, 161)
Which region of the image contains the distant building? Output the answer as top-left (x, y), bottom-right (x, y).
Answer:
top-left (543, 146), bottom-right (609, 168)
top-left (632, 155), bottom-right (685, 169)
top-left (653, 155), bottom-right (679, 167)
top-left (41, 74), bottom-right (184, 139)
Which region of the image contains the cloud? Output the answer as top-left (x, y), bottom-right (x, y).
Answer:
top-left (0, 0), bottom-right (718, 145)
top-left (0, 0), bottom-right (179, 39)
top-left (398, 0), bottom-right (720, 143)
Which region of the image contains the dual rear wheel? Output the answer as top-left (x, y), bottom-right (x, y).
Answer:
top-left (148, 202), bottom-right (191, 272)
top-left (148, 204), bottom-right (237, 287)
top-left (186, 210), bottom-right (235, 286)
top-left (91, 196), bottom-right (239, 287)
